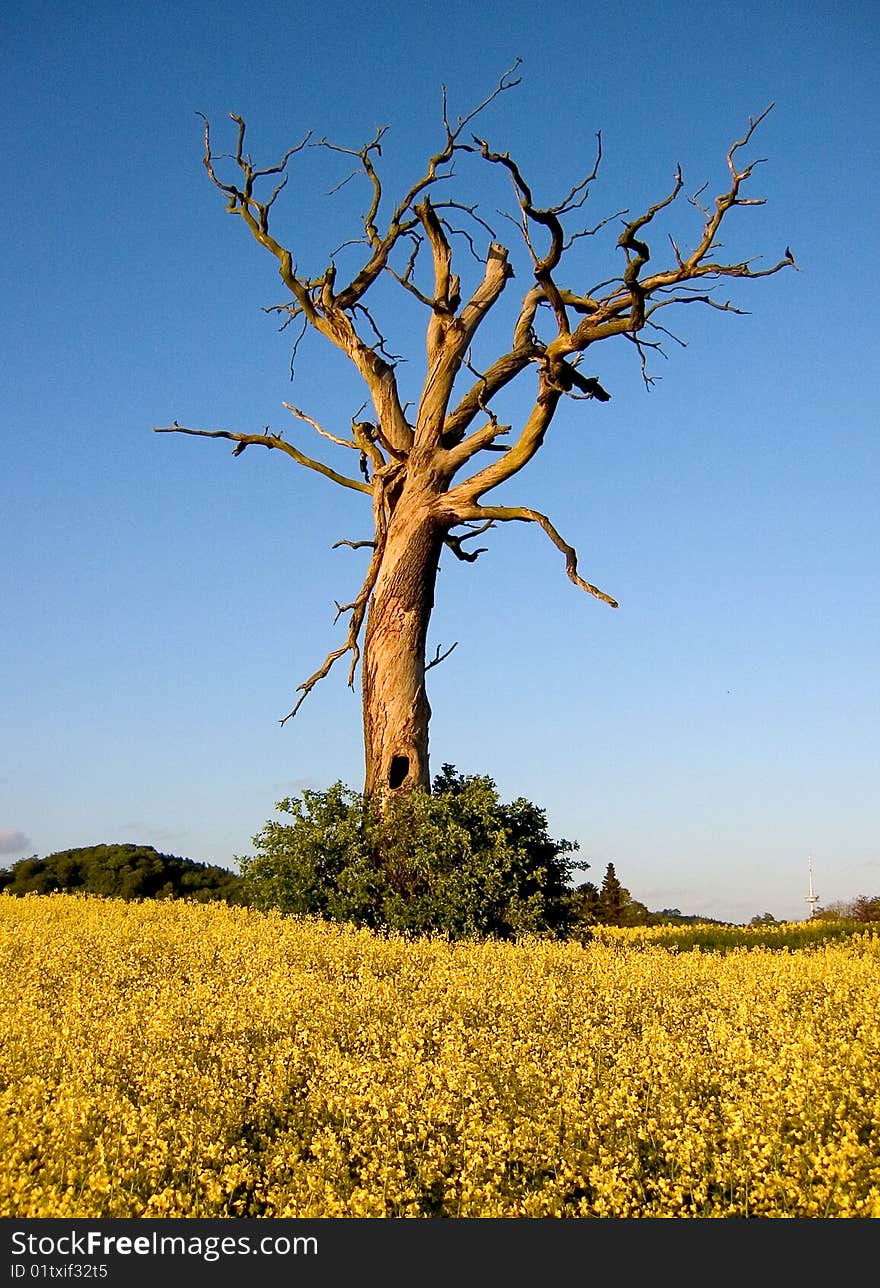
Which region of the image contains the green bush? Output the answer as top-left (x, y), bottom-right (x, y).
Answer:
top-left (237, 765), bottom-right (587, 940)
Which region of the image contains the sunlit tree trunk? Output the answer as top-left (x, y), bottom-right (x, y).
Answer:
top-left (362, 498), bottom-right (442, 795)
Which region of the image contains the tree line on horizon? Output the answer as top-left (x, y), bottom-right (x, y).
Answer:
top-left (6, 776), bottom-right (873, 938)
top-left (0, 768), bottom-right (723, 938)
top-left (0, 839), bottom-right (712, 934)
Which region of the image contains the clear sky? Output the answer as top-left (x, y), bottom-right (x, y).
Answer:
top-left (2, 0), bottom-right (877, 923)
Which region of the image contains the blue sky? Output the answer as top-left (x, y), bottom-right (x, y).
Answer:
top-left (2, 0), bottom-right (877, 923)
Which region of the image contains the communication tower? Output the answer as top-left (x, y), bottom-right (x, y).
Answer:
top-left (804, 855), bottom-right (820, 918)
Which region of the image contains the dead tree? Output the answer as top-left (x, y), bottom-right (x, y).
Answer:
top-left (155, 66), bottom-right (794, 797)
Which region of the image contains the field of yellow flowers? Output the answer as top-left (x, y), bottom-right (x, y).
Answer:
top-left (2, 894), bottom-right (879, 1217)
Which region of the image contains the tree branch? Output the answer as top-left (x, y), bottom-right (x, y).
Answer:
top-left (199, 113), bottom-right (317, 323)
top-left (317, 125), bottom-right (388, 249)
top-left (279, 534), bottom-right (386, 724)
top-left (153, 424), bottom-right (371, 494)
top-left (414, 230), bottom-right (515, 448)
top-left (443, 412), bottom-right (511, 474)
top-left (442, 364), bottom-right (564, 505)
top-left (442, 346), bottom-right (535, 445)
top-left (453, 504), bottom-right (617, 607)
top-left (443, 519), bottom-right (495, 562)
top-left (425, 641), bottom-right (458, 671)
top-left (199, 112), bottom-right (415, 456)
top-left (545, 106), bottom-right (794, 367)
top-left (332, 60), bottom-right (522, 312)
top-left (282, 402), bottom-right (358, 450)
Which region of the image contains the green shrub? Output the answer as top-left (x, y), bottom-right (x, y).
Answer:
top-left (237, 765), bottom-right (586, 940)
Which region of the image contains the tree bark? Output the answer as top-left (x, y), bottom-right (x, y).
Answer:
top-left (362, 494), bottom-right (443, 795)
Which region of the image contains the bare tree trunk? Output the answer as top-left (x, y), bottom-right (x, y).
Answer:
top-left (362, 497), bottom-right (442, 795)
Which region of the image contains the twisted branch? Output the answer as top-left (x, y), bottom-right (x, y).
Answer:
top-left (453, 503), bottom-right (617, 606)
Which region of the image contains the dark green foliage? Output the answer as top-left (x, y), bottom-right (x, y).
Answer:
top-left (565, 864), bottom-right (672, 930)
top-left (238, 765), bottom-right (587, 940)
top-left (597, 862), bottom-right (628, 926)
top-left (565, 887), bottom-right (680, 931)
top-left (0, 844), bottom-right (243, 903)
top-left (565, 880), bottom-right (600, 933)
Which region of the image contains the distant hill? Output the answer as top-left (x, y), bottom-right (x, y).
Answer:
top-left (652, 908), bottom-right (729, 926)
top-left (0, 843), bottom-right (244, 903)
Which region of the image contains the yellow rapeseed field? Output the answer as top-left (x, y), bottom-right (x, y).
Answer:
top-left (2, 894), bottom-right (879, 1217)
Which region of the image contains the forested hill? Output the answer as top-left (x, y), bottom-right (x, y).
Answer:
top-left (0, 843), bottom-right (243, 902)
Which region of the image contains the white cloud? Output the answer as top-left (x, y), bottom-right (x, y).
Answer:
top-left (0, 830), bottom-right (32, 856)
